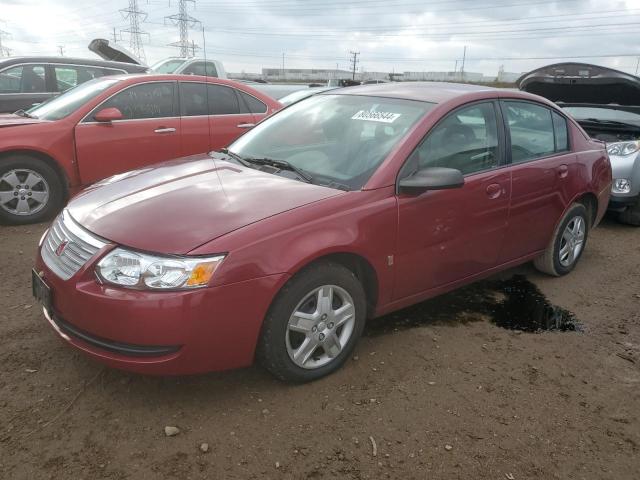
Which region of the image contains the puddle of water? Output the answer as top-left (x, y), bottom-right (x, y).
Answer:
top-left (365, 275), bottom-right (582, 336)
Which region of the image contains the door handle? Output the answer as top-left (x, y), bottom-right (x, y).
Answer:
top-left (557, 164), bottom-right (569, 178)
top-left (485, 183), bottom-right (503, 199)
top-left (237, 123), bottom-right (255, 129)
top-left (154, 127), bottom-right (176, 134)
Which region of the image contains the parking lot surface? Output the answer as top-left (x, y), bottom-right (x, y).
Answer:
top-left (1, 217), bottom-right (639, 479)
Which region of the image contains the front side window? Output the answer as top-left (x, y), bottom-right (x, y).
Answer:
top-left (230, 94), bottom-right (432, 190)
top-left (405, 102), bottom-right (500, 176)
top-left (182, 61), bottom-right (218, 77)
top-left (504, 101), bottom-right (556, 163)
top-left (28, 77), bottom-right (120, 121)
top-left (151, 59), bottom-right (187, 74)
top-left (97, 82), bottom-right (175, 120)
top-left (0, 65), bottom-right (46, 94)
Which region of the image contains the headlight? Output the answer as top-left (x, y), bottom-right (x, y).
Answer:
top-left (96, 248), bottom-right (225, 290)
top-left (612, 178), bottom-right (632, 194)
top-left (606, 141), bottom-right (640, 157)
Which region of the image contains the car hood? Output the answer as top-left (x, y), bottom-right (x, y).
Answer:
top-left (517, 62), bottom-right (640, 106)
top-left (88, 38), bottom-right (144, 65)
top-left (68, 155), bottom-right (343, 255)
top-left (0, 113), bottom-right (50, 127)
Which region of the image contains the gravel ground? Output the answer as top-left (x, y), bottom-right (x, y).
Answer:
top-left (0, 216), bottom-right (639, 479)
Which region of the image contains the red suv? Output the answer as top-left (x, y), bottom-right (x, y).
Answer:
top-left (0, 74), bottom-right (281, 224)
top-left (33, 83), bottom-right (611, 382)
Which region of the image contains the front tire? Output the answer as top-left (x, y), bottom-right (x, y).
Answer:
top-left (257, 262), bottom-right (367, 383)
top-left (534, 203), bottom-right (589, 276)
top-left (0, 155), bottom-right (64, 225)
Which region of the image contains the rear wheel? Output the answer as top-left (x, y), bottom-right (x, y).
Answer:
top-left (619, 200), bottom-right (640, 226)
top-left (257, 262), bottom-right (366, 383)
top-left (534, 203), bottom-right (589, 276)
top-left (0, 155), bottom-right (64, 225)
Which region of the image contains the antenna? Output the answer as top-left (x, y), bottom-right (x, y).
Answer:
top-left (202, 24), bottom-right (212, 152)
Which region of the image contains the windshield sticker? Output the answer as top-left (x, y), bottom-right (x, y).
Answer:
top-left (351, 110), bottom-right (401, 123)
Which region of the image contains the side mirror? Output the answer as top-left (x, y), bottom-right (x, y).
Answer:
top-left (94, 107), bottom-right (123, 123)
top-left (398, 167), bottom-right (464, 194)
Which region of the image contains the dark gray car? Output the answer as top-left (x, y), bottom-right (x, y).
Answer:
top-left (0, 56), bottom-right (148, 113)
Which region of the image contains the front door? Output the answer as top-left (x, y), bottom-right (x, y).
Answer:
top-left (75, 81), bottom-right (181, 185)
top-left (394, 101), bottom-right (511, 300)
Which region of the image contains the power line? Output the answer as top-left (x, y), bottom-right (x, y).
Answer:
top-left (120, 0), bottom-right (148, 63)
top-left (165, 0), bottom-right (200, 57)
top-left (0, 20), bottom-right (10, 57)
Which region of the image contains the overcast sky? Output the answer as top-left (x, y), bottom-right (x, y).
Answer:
top-left (2, 0), bottom-right (640, 76)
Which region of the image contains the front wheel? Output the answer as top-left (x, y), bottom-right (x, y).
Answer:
top-left (534, 203), bottom-right (589, 276)
top-left (257, 262), bottom-right (367, 383)
top-left (0, 155), bottom-right (64, 225)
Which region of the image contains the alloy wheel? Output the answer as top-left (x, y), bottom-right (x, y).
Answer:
top-left (0, 169), bottom-right (50, 216)
top-left (559, 216), bottom-right (585, 267)
top-left (286, 285), bottom-right (356, 369)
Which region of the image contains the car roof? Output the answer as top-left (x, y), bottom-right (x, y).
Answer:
top-left (0, 56), bottom-right (147, 71)
top-left (329, 81), bottom-right (497, 104)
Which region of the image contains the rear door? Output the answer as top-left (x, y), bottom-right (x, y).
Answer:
top-left (74, 81), bottom-right (181, 185)
top-left (394, 101), bottom-right (512, 300)
top-left (497, 100), bottom-right (575, 263)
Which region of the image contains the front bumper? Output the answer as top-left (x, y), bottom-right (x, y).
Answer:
top-left (608, 193), bottom-right (639, 212)
top-left (35, 253), bottom-right (287, 375)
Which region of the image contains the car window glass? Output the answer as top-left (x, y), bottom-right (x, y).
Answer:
top-left (180, 82), bottom-right (208, 116)
top-left (408, 102), bottom-right (499, 176)
top-left (207, 84), bottom-right (239, 115)
top-left (182, 61), bottom-right (218, 77)
top-left (97, 82), bottom-right (175, 120)
top-left (552, 111), bottom-right (569, 151)
top-left (0, 66), bottom-right (23, 93)
top-left (504, 102), bottom-right (555, 163)
top-left (238, 90), bottom-right (267, 114)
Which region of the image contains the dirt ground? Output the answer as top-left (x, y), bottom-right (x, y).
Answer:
top-left (0, 216), bottom-right (639, 480)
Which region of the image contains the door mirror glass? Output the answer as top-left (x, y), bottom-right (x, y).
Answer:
top-left (398, 167), bottom-right (464, 194)
top-left (94, 107), bottom-right (123, 122)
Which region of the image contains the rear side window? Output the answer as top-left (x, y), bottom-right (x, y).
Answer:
top-left (238, 90), bottom-right (267, 114)
top-left (504, 101), bottom-right (572, 163)
top-left (53, 66), bottom-right (108, 92)
top-left (0, 65), bottom-right (46, 94)
top-left (552, 111), bottom-right (569, 152)
top-left (207, 84), bottom-right (239, 115)
top-left (182, 61), bottom-right (218, 77)
top-left (97, 82), bottom-right (175, 120)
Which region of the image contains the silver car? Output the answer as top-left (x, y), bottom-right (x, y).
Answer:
top-left (518, 62), bottom-right (640, 225)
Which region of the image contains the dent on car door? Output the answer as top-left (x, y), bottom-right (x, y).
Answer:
top-left (394, 101), bottom-right (512, 300)
top-left (74, 81), bottom-right (181, 185)
top-left (497, 100), bottom-right (576, 263)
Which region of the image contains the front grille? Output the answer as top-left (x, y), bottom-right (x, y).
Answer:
top-left (41, 210), bottom-right (108, 280)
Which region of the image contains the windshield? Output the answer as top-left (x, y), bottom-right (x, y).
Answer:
top-left (152, 59), bottom-right (187, 74)
top-left (229, 94), bottom-right (433, 190)
top-left (27, 78), bottom-right (120, 121)
top-left (563, 106), bottom-right (640, 126)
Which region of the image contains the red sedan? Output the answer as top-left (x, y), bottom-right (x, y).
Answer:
top-left (33, 82), bottom-right (611, 382)
top-left (0, 74), bottom-right (281, 224)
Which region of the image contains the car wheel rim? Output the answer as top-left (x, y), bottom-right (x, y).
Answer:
top-left (286, 285), bottom-right (356, 370)
top-left (0, 169), bottom-right (50, 216)
top-left (559, 216), bottom-right (585, 267)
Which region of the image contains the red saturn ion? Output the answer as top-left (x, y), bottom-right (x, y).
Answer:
top-left (33, 83), bottom-right (612, 382)
top-left (0, 74), bottom-right (281, 225)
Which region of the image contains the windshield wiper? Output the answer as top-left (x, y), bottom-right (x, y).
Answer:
top-left (243, 157), bottom-right (314, 183)
top-left (13, 109), bottom-right (37, 119)
top-left (215, 148), bottom-right (252, 167)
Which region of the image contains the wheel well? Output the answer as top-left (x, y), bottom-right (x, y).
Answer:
top-left (0, 150), bottom-right (69, 199)
top-left (576, 193), bottom-right (598, 228)
top-left (302, 253), bottom-right (379, 319)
